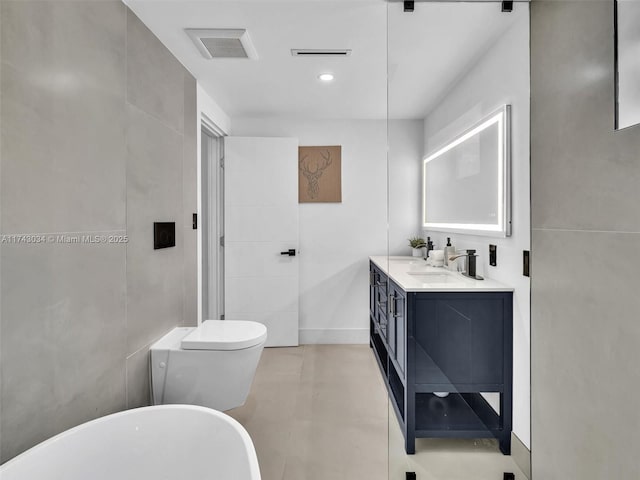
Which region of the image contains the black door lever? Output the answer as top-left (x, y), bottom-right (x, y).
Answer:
top-left (280, 249), bottom-right (296, 257)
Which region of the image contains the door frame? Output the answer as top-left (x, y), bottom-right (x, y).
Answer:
top-left (200, 114), bottom-right (225, 321)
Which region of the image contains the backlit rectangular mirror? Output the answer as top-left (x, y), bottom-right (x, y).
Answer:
top-left (422, 105), bottom-right (511, 237)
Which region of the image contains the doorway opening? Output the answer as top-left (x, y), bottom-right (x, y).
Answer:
top-left (201, 119), bottom-right (225, 321)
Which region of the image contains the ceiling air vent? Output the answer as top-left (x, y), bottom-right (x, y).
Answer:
top-left (186, 29), bottom-right (258, 59)
top-left (291, 49), bottom-right (352, 57)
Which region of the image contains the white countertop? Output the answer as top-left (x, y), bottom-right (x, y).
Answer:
top-left (369, 256), bottom-right (514, 293)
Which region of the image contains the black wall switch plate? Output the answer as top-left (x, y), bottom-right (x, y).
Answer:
top-left (489, 244), bottom-right (497, 266)
top-left (523, 250), bottom-right (530, 277)
top-left (154, 222), bottom-right (175, 250)
top-left (502, 1), bottom-right (513, 13)
top-left (504, 473), bottom-right (515, 480)
top-left (406, 473), bottom-right (416, 480)
top-left (192, 213), bottom-right (198, 230)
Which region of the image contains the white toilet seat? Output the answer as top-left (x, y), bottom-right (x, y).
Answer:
top-left (181, 320), bottom-right (267, 351)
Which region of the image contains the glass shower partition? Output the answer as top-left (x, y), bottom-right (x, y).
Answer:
top-left (385, 1), bottom-right (532, 479)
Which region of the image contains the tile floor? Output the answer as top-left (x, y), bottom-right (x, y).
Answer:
top-left (390, 427), bottom-right (528, 480)
top-left (227, 345), bottom-right (528, 480)
top-left (227, 345), bottom-right (388, 480)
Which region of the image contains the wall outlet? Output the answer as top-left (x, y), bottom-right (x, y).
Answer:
top-left (523, 250), bottom-right (530, 277)
top-left (489, 244), bottom-right (497, 266)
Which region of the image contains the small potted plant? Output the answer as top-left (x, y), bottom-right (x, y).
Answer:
top-left (408, 236), bottom-right (426, 257)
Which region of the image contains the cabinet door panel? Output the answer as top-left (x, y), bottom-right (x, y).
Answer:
top-left (369, 266), bottom-right (377, 317)
top-left (394, 288), bottom-right (406, 375)
top-left (387, 282), bottom-right (406, 375)
top-left (434, 302), bottom-right (472, 383)
top-left (388, 307), bottom-right (396, 355)
top-left (414, 295), bottom-right (505, 386)
top-left (375, 272), bottom-right (388, 339)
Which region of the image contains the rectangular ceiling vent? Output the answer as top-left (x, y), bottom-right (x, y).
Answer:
top-left (291, 49), bottom-right (352, 57)
top-left (186, 29), bottom-right (258, 59)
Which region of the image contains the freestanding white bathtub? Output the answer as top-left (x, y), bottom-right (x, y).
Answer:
top-left (0, 405), bottom-right (261, 480)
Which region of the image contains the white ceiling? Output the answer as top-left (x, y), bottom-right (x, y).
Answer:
top-left (125, 0), bottom-right (527, 120)
top-left (388, 2), bottom-right (526, 118)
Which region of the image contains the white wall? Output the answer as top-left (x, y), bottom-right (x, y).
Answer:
top-left (421, 8), bottom-right (531, 449)
top-left (231, 118), bottom-right (422, 343)
top-left (197, 84), bottom-right (231, 135)
top-left (389, 120), bottom-right (424, 254)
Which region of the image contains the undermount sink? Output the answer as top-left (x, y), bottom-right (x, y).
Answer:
top-left (388, 258), bottom-right (424, 264)
top-left (406, 271), bottom-right (461, 284)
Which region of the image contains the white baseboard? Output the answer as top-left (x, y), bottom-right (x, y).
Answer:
top-left (299, 328), bottom-right (369, 344)
top-left (511, 432), bottom-right (531, 480)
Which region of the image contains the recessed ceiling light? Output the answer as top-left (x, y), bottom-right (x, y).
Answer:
top-left (318, 73), bottom-right (334, 82)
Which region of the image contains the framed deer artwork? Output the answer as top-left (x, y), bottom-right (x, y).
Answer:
top-left (298, 145), bottom-right (342, 203)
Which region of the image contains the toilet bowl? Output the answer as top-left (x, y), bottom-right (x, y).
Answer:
top-left (150, 320), bottom-right (267, 411)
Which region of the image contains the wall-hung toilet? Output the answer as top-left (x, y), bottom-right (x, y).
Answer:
top-left (150, 320), bottom-right (267, 411)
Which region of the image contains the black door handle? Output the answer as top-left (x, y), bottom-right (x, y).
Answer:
top-left (280, 249), bottom-right (296, 257)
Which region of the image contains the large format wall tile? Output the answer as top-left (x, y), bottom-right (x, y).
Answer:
top-left (125, 105), bottom-right (184, 354)
top-left (532, 2), bottom-right (640, 479)
top-left (0, 241), bottom-right (127, 461)
top-left (0, 1), bottom-right (196, 462)
top-left (183, 73), bottom-right (198, 326)
top-left (126, 9), bottom-right (186, 134)
top-left (126, 345), bottom-right (151, 408)
top-left (531, 0), bottom-right (640, 233)
top-left (0, 1), bottom-right (126, 234)
top-left (531, 229), bottom-right (640, 479)
top-left (1, 1), bottom-right (125, 81)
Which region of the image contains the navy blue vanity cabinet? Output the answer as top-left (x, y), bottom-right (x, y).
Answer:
top-left (388, 280), bottom-right (406, 376)
top-left (369, 267), bottom-right (376, 318)
top-left (369, 263), bottom-right (389, 376)
top-left (369, 260), bottom-right (513, 456)
top-left (386, 279), bottom-right (408, 427)
top-left (370, 263), bottom-right (388, 341)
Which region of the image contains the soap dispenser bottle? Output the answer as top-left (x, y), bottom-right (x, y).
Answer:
top-left (444, 237), bottom-right (455, 267)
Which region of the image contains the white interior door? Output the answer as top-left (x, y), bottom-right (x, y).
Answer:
top-left (224, 136), bottom-right (299, 347)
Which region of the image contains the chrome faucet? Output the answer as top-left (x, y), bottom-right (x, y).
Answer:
top-left (448, 249), bottom-right (484, 280)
